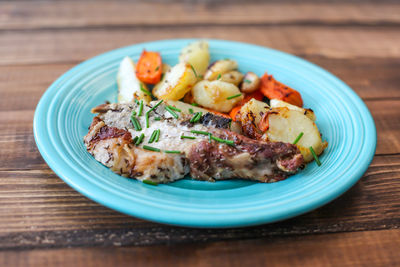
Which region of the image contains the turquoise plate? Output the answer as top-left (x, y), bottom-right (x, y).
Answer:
top-left (33, 39), bottom-right (376, 228)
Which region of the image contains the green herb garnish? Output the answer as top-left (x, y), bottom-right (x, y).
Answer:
top-left (168, 105), bottom-right (181, 112)
top-left (189, 108), bottom-right (194, 114)
top-left (155, 65), bottom-right (160, 71)
top-left (191, 103), bottom-right (199, 107)
top-left (134, 99), bottom-right (140, 104)
top-left (244, 79), bottom-right (251, 84)
top-left (165, 106), bottom-right (179, 119)
top-left (189, 112), bottom-right (202, 123)
top-left (143, 145), bottom-right (161, 152)
top-left (208, 133), bottom-right (212, 143)
top-left (132, 136), bottom-right (138, 144)
top-left (148, 130), bottom-right (158, 143)
top-left (227, 93), bottom-right (242, 100)
top-left (143, 180), bottom-right (158, 186)
top-left (140, 84), bottom-right (152, 97)
top-left (130, 116), bottom-right (142, 131)
top-left (309, 146), bottom-right (321, 166)
top-left (135, 133), bottom-right (145, 145)
top-left (293, 132), bottom-right (304, 145)
top-left (181, 135), bottom-right (196, 140)
top-left (147, 100), bottom-right (164, 114)
top-left (217, 74), bottom-right (222, 80)
top-left (211, 136), bottom-right (235, 146)
top-left (154, 117), bottom-right (161, 121)
top-left (164, 150), bottom-right (181, 154)
top-left (154, 129), bottom-right (160, 142)
top-left (137, 100), bottom-right (144, 116)
top-left (190, 64), bottom-right (197, 78)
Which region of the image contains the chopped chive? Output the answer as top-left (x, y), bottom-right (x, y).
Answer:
top-left (140, 84), bottom-right (152, 97)
top-left (132, 136), bottom-right (138, 144)
top-left (217, 73), bottom-right (222, 80)
top-left (190, 112), bottom-right (202, 123)
top-left (208, 133), bottom-right (212, 143)
top-left (165, 106), bottom-right (179, 119)
top-left (191, 130), bottom-right (209, 135)
top-left (134, 98), bottom-right (140, 104)
top-left (160, 73), bottom-right (165, 80)
top-left (309, 146), bottom-right (321, 166)
top-left (137, 100), bottom-right (144, 116)
top-left (191, 103), bottom-right (199, 107)
top-left (168, 105), bottom-right (181, 112)
top-left (131, 111), bottom-right (137, 116)
top-left (190, 64), bottom-right (197, 78)
top-left (155, 65), bottom-right (160, 71)
top-left (164, 150), bottom-right (181, 154)
top-left (189, 108), bottom-right (194, 114)
top-left (130, 116), bottom-right (142, 131)
top-left (198, 75), bottom-right (204, 79)
top-left (135, 133), bottom-right (145, 145)
top-left (227, 93), bottom-right (242, 100)
top-left (148, 100), bottom-right (164, 113)
top-left (148, 130), bottom-right (158, 143)
top-left (293, 132), bottom-right (304, 145)
top-left (181, 135), bottom-right (196, 140)
top-left (154, 117), bottom-right (161, 121)
top-left (143, 180), bottom-right (158, 186)
top-left (244, 79), bottom-right (251, 84)
top-left (211, 136), bottom-right (235, 146)
top-left (154, 129), bottom-right (160, 142)
top-left (143, 145), bottom-right (161, 152)
top-left (145, 112), bottom-right (150, 128)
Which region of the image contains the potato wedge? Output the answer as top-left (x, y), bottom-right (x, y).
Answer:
top-left (270, 99), bottom-right (316, 121)
top-left (153, 62), bottom-right (197, 100)
top-left (264, 107), bottom-right (327, 162)
top-left (241, 72), bottom-right (260, 93)
top-left (204, 59), bottom-right (238, 81)
top-left (220, 71), bottom-right (244, 86)
top-left (192, 80), bottom-right (243, 113)
top-left (179, 41), bottom-right (210, 76)
top-left (117, 56), bottom-right (151, 103)
top-left (240, 98), bottom-right (270, 126)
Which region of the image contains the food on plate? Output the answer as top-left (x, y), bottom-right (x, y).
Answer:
top-left (153, 62), bottom-right (197, 100)
top-left (117, 56), bottom-right (152, 103)
top-left (84, 40), bottom-right (328, 184)
top-left (84, 102), bottom-right (303, 183)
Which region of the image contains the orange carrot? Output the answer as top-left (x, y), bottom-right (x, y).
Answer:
top-left (260, 73), bottom-right (303, 107)
top-left (136, 50), bottom-right (162, 84)
top-left (229, 106), bottom-right (242, 122)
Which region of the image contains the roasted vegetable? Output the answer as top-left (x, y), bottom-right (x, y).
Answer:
top-left (117, 56), bottom-right (152, 103)
top-left (270, 99), bottom-right (316, 121)
top-left (260, 73), bottom-right (303, 107)
top-left (241, 72), bottom-right (260, 93)
top-left (179, 41), bottom-right (210, 76)
top-left (239, 98), bottom-right (270, 126)
top-left (204, 59), bottom-right (238, 81)
top-left (220, 71), bottom-right (244, 86)
top-left (192, 80), bottom-right (243, 113)
top-left (261, 107), bottom-right (327, 162)
top-left (136, 50), bottom-right (162, 84)
top-left (153, 62), bottom-right (197, 100)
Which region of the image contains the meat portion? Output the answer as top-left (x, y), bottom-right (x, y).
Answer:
top-left (84, 102), bottom-right (303, 183)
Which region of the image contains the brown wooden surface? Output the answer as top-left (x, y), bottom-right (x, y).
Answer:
top-left (0, 1), bottom-right (399, 266)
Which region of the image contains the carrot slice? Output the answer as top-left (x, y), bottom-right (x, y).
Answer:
top-left (229, 105), bottom-right (242, 122)
top-left (260, 73), bottom-right (303, 107)
top-left (136, 50), bottom-right (162, 84)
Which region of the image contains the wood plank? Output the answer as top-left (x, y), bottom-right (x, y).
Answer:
top-left (0, 26), bottom-right (399, 66)
top-left (1, 1), bottom-right (400, 30)
top-left (0, 154), bottom-right (398, 249)
top-left (0, 230), bottom-right (399, 267)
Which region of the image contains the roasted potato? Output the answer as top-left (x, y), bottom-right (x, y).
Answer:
top-left (239, 98), bottom-right (270, 126)
top-left (153, 62), bottom-right (197, 100)
top-left (117, 56), bottom-right (152, 103)
top-left (179, 41), bottom-right (210, 76)
top-left (241, 72), bottom-right (260, 93)
top-left (192, 80), bottom-right (243, 113)
top-left (204, 59), bottom-right (238, 81)
top-left (270, 99), bottom-right (316, 121)
top-left (220, 71), bottom-right (244, 86)
top-left (263, 107), bottom-right (327, 162)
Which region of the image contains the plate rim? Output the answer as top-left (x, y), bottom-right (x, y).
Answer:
top-left (33, 38), bottom-right (377, 228)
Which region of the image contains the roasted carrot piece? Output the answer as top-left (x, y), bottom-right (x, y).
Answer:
top-left (229, 105), bottom-right (242, 122)
top-left (136, 50), bottom-right (162, 84)
top-left (260, 73), bottom-right (303, 107)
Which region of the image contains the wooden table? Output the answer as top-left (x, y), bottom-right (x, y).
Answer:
top-left (1, 1), bottom-right (399, 266)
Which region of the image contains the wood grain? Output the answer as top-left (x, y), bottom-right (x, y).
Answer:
top-left (1, 1), bottom-right (400, 30)
top-left (1, 230), bottom-right (399, 267)
top-left (0, 153), bottom-right (399, 249)
top-left (0, 26), bottom-right (399, 66)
